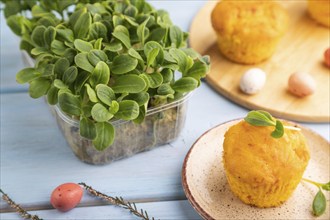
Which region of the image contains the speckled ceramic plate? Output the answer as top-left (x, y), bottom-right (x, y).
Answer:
top-left (182, 119), bottom-right (330, 220)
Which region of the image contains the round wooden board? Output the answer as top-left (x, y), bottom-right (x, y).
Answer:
top-left (190, 1), bottom-right (330, 122)
top-left (182, 119), bottom-right (330, 219)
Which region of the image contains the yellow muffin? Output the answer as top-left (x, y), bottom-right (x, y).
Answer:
top-left (211, 0), bottom-right (289, 64)
top-left (308, 0), bottom-right (330, 28)
top-left (223, 120), bottom-right (310, 208)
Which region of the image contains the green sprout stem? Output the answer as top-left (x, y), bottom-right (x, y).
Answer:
top-left (302, 178), bottom-right (324, 188)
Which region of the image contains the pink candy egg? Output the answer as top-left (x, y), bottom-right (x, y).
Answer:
top-left (50, 183), bottom-right (83, 212)
top-left (288, 72), bottom-right (316, 97)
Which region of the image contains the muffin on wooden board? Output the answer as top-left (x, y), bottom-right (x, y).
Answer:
top-left (223, 120), bottom-right (310, 208)
top-left (211, 0), bottom-right (289, 64)
top-left (308, 0), bottom-right (330, 28)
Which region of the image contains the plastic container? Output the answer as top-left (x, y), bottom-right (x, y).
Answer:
top-left (53, 93), bottom-right (191, 165)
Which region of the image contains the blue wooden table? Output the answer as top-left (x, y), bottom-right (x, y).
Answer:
top-left (1, 1), bottom-right (329, 219)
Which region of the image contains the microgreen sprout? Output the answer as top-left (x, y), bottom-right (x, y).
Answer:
top-left (302, 178), bottom-right (330, 216)
top-left (1, 0), bottom-right (210, 151)
top-left (244, 110), bottom-right (300, 138)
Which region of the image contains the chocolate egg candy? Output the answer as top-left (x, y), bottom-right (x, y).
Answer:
top-left (240, 68), bottom-right (266, 95)
top-left (50, 183), bottom-right (83, 212)
top-left (288, 72), bottom-right (316, 97)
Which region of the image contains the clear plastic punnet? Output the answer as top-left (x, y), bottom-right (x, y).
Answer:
top-left (53, 93), bottom-right (191, 165)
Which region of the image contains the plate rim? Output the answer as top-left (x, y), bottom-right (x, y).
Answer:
top-left (181, 119), bottom-right (330, 220)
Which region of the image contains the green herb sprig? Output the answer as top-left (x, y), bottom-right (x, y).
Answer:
top-left (302, 178), bottom-right (330, 216)
top-left (244, 110), bottom-right (300, 138)
top-left (1, 0), bottom-right (210, 151)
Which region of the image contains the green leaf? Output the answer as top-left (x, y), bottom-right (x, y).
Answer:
top-left (109, 101), bottom-right (119, 115)
top-left (74, 53), bottom-right (94, 73)
top-left (161, 69), bottom-right (174, 83)
top-left (182, 48), bottom-right (201, 60)
top-left (146, 48), bottom-right (159, 67)
top-left (111, 54), bottom-right (138, 75)
top-left (31, 26), bottom-right (46, 47)
top-left (116, 100), bottom-right (139, 120)
top-left (3, 0), bottom-right (21, 18)
top-left (112, 74), bottom-right (146, 93)
top-left (91, 103), bottom-right (113, 122)
top-left (133, 106), bottom-right (146, 124)
top-left (90, 61), bottom-right (110, 87)
top-left (54, 58), bottom-right (70, 79)
top-left (16, 68), bottom-right (41, 84)
top-left (58, 92), bottom-right (81, 116)
top-left (87, 49), bottom-right (108, 66)
top-left (169, 25), bottom-right (183, 48)
top-left (96, 84), bottom-right (116, 106)
top-left (187, 61), bottom-right (209, 80)
top-left (94, 38), bottom-right (103, 50)
top-left (141, 72), bottom-right (163, 88)
top-left (169, 48), bottom-right (192, 74)
top-left (56, 28), bottom-right (74, 42)
top-left (74, 39), bottom-right (93, 52)
top-left (80, 117), bottom-right (97, 140)
top-left (44, 26), bottom-right (56, 48)
top-left (62, 66), bottom-right (78, 85)
top-left (157, 84), bottom-right (175, 95)
top-left (85, 84), bottom-right (98, 103)
top-left (74, 71), bottom-right (90, 94)
top-left (128, 48), bottom-right (143, 61)
top-left (271, 120), bottom-right (284, 138)
top-left (144, 41), bottom-right (164, 65)
top-left (89, 22), bottom-right (108, 41)
top-left (147, 27), bottom-right (166, 42)
top-left (37, 16), bottom-right (57, 27)
top-left (32, 5), bottom-right (53, 18)
top-left (29, 78), bottom-right (51, 99)
top-left (53, 79), bottom-right (68, 90)
top-left (104, 41), bottom-right (123, 52)
top-left (51, 40), bottom-right (66, 56)
top-left (92, 122), bottom-right (115, 151)
top-left (112, 25), bottom-right (131, 49)
top-left (58, 0), bottom-right (76, 11)
top-left (137, 17), bottom-right (150, 45)
top-left (6, 15), bottom-right (23, 36)
top-left (69, 8), bottom-right (85, 28)
top-left (63, 48), bottom-right (77, 64)
top-left (47, 84), bottom-right (59, 105)
top-left (74, 12), bottom-right (91, 39)
top-left (321, 182), bottom-right (330, 191)
top-left (313, 189), bottom-right (326, 216)
top-left (171, 77), bottom-right (198, 93)
top-left (244, 110), bottom-right (276, 127)
top-left (124, 92), bottom-right (149, 106)
top-left (31, 47), bottom-right (48, 56)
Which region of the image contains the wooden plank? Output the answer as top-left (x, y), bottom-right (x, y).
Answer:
top-left (1, 89), bottom-right (328, 210)
top-left (0, 200), bottom-right (202, 219)
top-left (190, 1), bottom-right (330, 122)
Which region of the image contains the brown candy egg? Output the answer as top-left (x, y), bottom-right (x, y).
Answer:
top-left (288, 72), bottom-right (316, 97)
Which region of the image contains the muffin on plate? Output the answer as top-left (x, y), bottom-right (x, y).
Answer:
top-left (308, 0), bottom-right (330, 28)
top-left (211, 0), bottom-right (289, 64)
top-left (223, 120), bottom-right (310, 207)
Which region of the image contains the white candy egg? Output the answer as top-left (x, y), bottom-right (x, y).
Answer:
top-left (288, 72), bottom-right (316, 97)
top-left (240, 68), bottom-right (266, 95)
